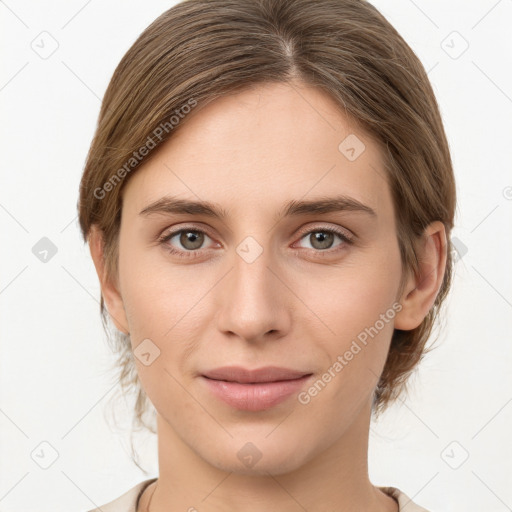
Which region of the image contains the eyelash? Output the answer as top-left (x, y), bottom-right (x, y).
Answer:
top-left (157, 225), bottom-right (354, 260)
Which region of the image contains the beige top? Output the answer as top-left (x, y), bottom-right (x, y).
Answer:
top-left (87, 478), bottom-right (431, 511)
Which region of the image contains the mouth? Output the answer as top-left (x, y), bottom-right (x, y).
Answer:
top-left (200, 366), bottom-right (313, 411)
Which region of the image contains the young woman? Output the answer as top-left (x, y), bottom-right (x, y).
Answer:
top-left (79, 0), bottom-right (456, 510)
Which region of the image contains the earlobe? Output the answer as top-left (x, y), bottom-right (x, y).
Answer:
top-left (394, 221), bottom-right (447, 331)
top-left (88, 225), bottom-right (130, 335)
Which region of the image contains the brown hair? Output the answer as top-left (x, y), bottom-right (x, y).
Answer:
top-left (78, 0), bottom-right (456, 456)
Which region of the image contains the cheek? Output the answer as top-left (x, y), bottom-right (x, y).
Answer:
top-left (117, 237), bottom-right (187, 334)
top-left (294, 245), bottom-right (401, 405)
top-left (304, 251), bottom-right (401, 342)
top-left (296, 271), bottom-right (399, 427)
top-left (117, 242), bottom-right (212, 380)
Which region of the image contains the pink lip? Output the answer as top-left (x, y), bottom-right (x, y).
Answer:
top-left (201, 366), bottom-right (313, 411)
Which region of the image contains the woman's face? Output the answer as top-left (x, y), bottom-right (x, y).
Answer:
top-left (113, 81), bottom-right (406, 474)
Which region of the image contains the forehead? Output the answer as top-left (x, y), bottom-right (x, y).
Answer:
top-left (122, 81), bottom-right (391, 220)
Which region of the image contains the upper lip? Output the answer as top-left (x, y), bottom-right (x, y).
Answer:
top-left (202, 366), bottom-right (312, 383)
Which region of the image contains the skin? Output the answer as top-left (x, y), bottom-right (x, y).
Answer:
top-left (89, 80), bottom-right (447, 511)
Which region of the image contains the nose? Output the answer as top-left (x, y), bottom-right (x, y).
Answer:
top-left (215, 240), bottom-right (292, 343)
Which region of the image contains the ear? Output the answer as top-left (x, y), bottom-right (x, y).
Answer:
top-left (88, 225), bottom-right (130, 334)
top-left (394, 221), bottom-right (448, 331)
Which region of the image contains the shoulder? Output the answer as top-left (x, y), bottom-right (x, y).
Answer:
top-left (85, 478), bottom-right (157, 512)
top-left (378, 486), bottom-right (431, 512)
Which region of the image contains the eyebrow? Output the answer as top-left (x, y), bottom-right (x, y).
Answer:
top-left (139, 195), bottom-right (377, 221)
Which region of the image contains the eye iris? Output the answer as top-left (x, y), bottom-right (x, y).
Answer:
top-left (180, 231), bottom-right (204, 250)
top-left (310, 231), bottom-right (334, 250)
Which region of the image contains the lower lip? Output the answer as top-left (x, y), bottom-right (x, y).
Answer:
top-left (201, 375), bottom-right (312, 411)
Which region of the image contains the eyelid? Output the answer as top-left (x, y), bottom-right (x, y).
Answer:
top-left (294, 223), bottom-right (355, 243)
top-left (158, 222), bottom-right (354, 245)
top-left (159, 223), bottom-right (216, 241)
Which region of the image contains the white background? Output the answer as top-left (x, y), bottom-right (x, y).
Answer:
top-left (1, 1), bottom-right (511, 511)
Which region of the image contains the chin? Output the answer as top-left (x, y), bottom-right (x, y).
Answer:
top-left (197, 434), bottom-right (313, 477)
